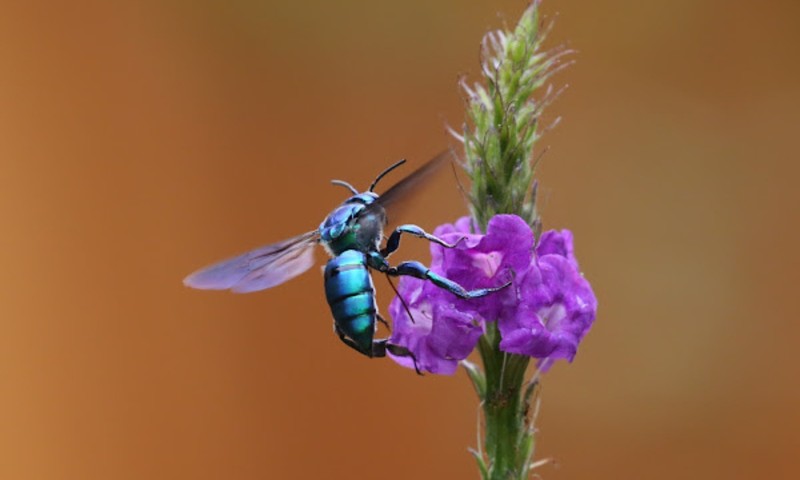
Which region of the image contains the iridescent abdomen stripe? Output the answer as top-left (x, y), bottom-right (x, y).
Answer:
top-left (323, 250), bottom-right (377, 351)
top-left (329, 292), bottom-right (375, 321)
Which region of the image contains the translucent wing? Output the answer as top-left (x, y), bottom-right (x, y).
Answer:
top-left (365, 149), bottom-right (455, 232)
top-left (374, 149), bottom-right (454, 213)
top-left (183, 230), bottom-right (319, 293)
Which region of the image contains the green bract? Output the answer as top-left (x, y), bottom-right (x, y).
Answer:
top-left (452, 3), bottom-right (575, 479)
top-left (458, 1), bottom-right (571, 232)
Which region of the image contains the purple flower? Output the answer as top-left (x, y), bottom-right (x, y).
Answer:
top-left (498, 246), bottom-right (597, 366)
top-left (387, 277), bottom-right (484, 375)
top-left (537, 229), bottom-right (578, 267)
top-left (388, 215), bottom-right (597, 374)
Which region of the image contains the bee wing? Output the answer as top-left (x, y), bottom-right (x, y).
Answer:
top-left (183, 230), bottom-right (320, 293)
top-left (374, 149), bottom-right (454, 216)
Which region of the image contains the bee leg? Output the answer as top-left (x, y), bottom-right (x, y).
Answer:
top-left (334, 324), bottom-right (371, 357)
top-left (381, 224), bottom-right (465, 257)
top-left (334, 322), bottom-right (422, 375)
top-left (386, 261), bottom-right (511, 299)
top-left (372, 339), bottom-right (423, 376)
top-left (376, 312), bottom-right (391, 332)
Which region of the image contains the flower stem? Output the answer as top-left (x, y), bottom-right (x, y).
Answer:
top-left (478, 323), bottom-right (532, 479)
top-left (457, 2), bottom-right (568, 478)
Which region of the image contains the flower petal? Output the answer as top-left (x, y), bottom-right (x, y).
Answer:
top-left (536, 229), bottom-right (577, 267)
top-left (386, 215), bottom-right (596, 374)
top-left (498, 252), bottom-right (596, 366)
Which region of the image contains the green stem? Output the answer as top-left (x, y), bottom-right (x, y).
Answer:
top-left (458, 2), bottom-right (567, 478)
top-left (478, 323), bottom-right (531, 480)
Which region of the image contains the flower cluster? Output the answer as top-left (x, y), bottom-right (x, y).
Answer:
top-left (388, 214), bottom-right (596, 375)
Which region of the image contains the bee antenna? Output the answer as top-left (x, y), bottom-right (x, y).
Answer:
top-left (369, 159), bottom-right (406, 192)
top-left (331, 179), bottom-right (359, 195)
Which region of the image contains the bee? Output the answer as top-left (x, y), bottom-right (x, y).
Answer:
top-left (184, 152), bottom-right (509, 373)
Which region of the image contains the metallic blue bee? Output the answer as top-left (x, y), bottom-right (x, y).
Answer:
top-left (183, 153), bottom-right (509, 373)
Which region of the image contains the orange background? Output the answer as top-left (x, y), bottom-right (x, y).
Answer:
top-left (1, 1), bottom-right (798, 479)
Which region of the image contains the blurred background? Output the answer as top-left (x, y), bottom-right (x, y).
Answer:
top-left (1, 0), bottom-right (798, 479)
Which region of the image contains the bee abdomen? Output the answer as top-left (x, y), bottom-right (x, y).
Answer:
top-left (323, 250), bottom-right (377, 353)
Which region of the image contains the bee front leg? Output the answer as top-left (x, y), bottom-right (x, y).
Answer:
top-left (386, 261), bottom-right (511, 299)
top-left (381, 224), bottom-right (465, 257)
